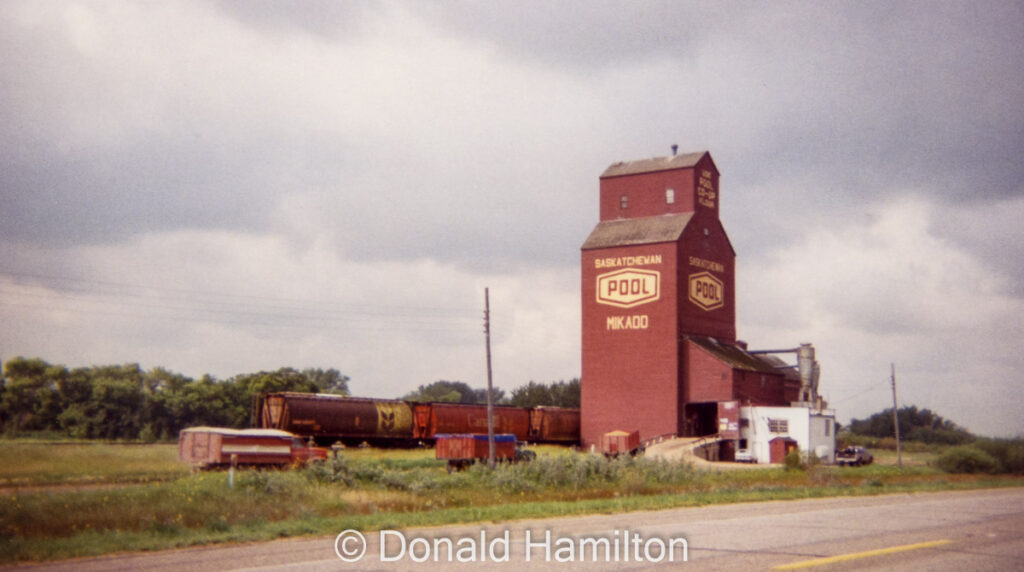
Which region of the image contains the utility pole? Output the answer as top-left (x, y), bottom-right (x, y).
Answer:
top-left (484, 288), bottom-right (495, 469)
top-left (891, 363), bottom-right (902, 468)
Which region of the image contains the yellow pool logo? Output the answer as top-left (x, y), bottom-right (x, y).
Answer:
top-left (689, 272), bottom-right (724, 311)
top-left (596, 269), bottom-right (660, 308)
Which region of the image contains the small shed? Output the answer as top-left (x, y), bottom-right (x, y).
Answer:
top-left (769, 437), bottom-right (799, 464)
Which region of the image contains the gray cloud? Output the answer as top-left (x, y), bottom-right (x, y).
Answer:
top-left (212, 0), bottom-right (377, 40)
top-left (409, 0), bottom-right (714, 69)
top-left (2, 1), bottom-right (1023, 436)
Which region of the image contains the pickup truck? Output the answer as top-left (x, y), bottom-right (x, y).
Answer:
top-left (836, 446), bottom-right (873, 466)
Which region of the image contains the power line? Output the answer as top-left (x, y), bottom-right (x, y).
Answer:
top-left (828, 379), bottom-right (890, 404)
top-left (0, 271), bottom-right (473, 315)
top-left (0, 270), bottom-right (481, 333)
top-left (0, 285), bottom-right (476, 325)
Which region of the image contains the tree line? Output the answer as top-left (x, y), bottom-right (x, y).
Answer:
top-left (846, 405), bottom-right (974, 445)
top-left (0, 356), bottom-right (349, 441)
top-left (0, 356), bottom-right (580, 441)
top-left (401, 379), bottom-right (580, 408)
top-left (846, 405), bottom-right (1022, 474)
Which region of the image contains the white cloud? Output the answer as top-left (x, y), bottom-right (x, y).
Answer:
top-left (738, 195), bottom-right (1024, 436)
top-left (0, 230), bottom-right (581, 398)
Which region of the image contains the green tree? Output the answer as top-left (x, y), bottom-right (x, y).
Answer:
top-left (508, 378), bottom-right (580, 408)
top-left (402, 380), bottom-right (503, 404)
top-left (141, 367), bottom-right (194, 440)
top-left (4, 356), bottom-right (50, 380)
top-left (230, 368), bottom-right (321, 427)
top-left (301, 368), bottom-right (350, 395)
top-left (0, 357), bottom-right (355, 439)
top-left (233, 368), bottom-right (319, 396)
top-left (1, 357), bottom-right (64, 432)
top-left (58, 368), bottom-right (94, 404)
top-left (848, 406), bottom-right (973, 443)
top-left (507, 381), bottom-right (552, 407)
top-left (158, 375), bottom-right (239, 430)
top-left (56, 370), bottom-right (146, 440)
top-left (550, 378), bottom-right (581, 408)
top-left (89, 376), bottom-right (145, 439)
top-left (144, 367), bottom-right (192, 393)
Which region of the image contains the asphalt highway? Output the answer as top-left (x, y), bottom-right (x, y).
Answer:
top-left (8, 487), bottom-right (1023, 571)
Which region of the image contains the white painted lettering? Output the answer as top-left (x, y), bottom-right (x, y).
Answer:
top-left (606, 315), bottom-right (649, 330)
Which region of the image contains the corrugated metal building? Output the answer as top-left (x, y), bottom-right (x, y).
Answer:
top-left (580, 151), bottom-right (813, 449)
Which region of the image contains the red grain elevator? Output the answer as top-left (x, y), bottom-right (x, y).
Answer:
top-left (580, 150), bottom-right (738, 448)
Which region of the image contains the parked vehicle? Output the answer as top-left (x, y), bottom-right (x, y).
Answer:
top-left (734, 447), bottom-right (756, 463)
top-left (178, 426), bottom-right (327, 470)
top-left (601, 429), bottom-right (643, 457)
top-left (435, 433), bottom-right (534, 472)
top-left (836, 446), bottom-right (873, 466)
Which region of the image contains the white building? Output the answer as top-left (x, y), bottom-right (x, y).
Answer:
top-left (735, 405), bottom-right (836, 464)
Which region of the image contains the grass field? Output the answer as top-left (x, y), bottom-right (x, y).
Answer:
top-left (870, 447), bottom-right (936, 467)
top-left (0, 441), bottom-right (187, 487)
top-left (1, 439), bottom-right (1021, 564)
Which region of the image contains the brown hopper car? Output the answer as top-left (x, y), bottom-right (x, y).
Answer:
top-left (255, 392), bottom-right (580, 446)
top-left (258, 392), bottom-right (413, 445)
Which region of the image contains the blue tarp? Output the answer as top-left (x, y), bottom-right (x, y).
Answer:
top-left (435, 433), bottom-right (516, 443)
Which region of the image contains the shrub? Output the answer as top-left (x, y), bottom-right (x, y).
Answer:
top-left (934, 446), bottom-right (999, 474)
top-left (138, 423), bottom-right (159, 444)
top-left (304, 456), bottom-right (355, 486)
top-left (783, 450), bottom-right (805, 471)
top-left (907, 427), bottom-right (973, 446)
top-left (971, 438), bottom-right (1024, 474)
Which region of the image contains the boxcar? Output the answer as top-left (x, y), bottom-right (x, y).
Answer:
top-left (528, 407), bottom-right (581, 443)
top-left (413, 403), bottom-right (530, 441)
top-left (260, 392), bottom-right (414, 445)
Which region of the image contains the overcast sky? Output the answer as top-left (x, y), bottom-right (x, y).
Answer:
top-left (2, 1), bottom-right (1022, 437)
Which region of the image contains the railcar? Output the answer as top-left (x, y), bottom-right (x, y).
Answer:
top-left (257, 392), bottom-right (414, 445)
top-left (413, 402), bottom-right (530, 440)
top-left (254, 392), bottom-right (581, 446)
top-left (528, 407), bottom-right (580, 443)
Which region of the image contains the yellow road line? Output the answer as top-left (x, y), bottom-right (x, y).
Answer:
top-left (772, 539), bottom-right (953, 570)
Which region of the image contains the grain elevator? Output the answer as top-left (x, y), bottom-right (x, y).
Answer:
top-left (580, 150), bottom-right (825, 452)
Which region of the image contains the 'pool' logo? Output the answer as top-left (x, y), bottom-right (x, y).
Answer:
top-left (596, 269), bottom-right (660, 308)
top-left (688, 272), bottom-right (724, 311)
